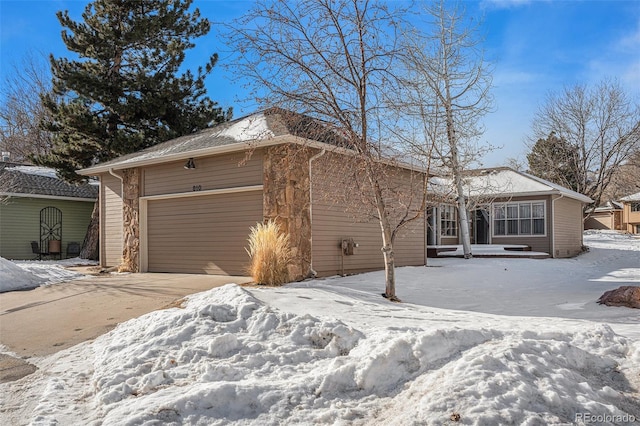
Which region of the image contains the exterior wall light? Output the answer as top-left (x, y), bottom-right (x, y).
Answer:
top-left (184, 158), bottom-right (196, 169)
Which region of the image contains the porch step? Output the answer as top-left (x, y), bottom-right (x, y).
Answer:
top-left (427, 244), bottom-right (550, 259)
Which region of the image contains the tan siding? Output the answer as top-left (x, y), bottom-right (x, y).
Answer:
top-left (146, 191), bottom-right (263, 275)
top-left (553, 196), bottom-right (584, 257)
top-left (101, 173), bottom-right (123, 267)
top-left (623, 203), bottom-right (640, 233)
top-left (311, 153), bottom-right (425, 277)
top-left (490, 195), bottom-right (552, 254)
top-left (143, 150), bottom-right (263, 196)
top-left (585, 212), bottom-right (614, 230)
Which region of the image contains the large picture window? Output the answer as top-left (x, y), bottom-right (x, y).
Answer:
top-left (493, 201), bottom-right (545, 236)
top-left (631, 202), bottom-right (640, 212)
top-left (440, 205), bottom-right (458, 237)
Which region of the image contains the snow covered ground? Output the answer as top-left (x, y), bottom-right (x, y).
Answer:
top-left (1, 231), bottom-right (638, 425)
top-left (0, 257), bottom-right (95, 292)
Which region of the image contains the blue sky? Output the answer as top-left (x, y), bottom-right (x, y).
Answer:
top-left (1, 0), bottom-right (639, 166)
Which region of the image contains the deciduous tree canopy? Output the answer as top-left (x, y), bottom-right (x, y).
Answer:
top-left (527, 80), bottom-right (640, 211)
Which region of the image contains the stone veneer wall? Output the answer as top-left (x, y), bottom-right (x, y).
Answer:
top-left (120, 168), bottom-right (140, 272)
top-left (263, 145), bottom-right (312, 281)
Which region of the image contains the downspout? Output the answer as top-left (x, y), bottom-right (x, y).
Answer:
top-left (551, 193), bottom-right (564, 258)
top-left (308, 149), bottom-right (326, 278)
top-left (108, 167), bottom-right (124, 184)
top-left (424, 206), bottom-right (428, 266)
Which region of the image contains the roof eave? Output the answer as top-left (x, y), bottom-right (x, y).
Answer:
top-left (78, 135), bottom-right (429, 176)
top-left (77, 137), bottom-right (292, 176)
top-left (468, 190), bottom-right (592, 203)
top-left (0, 192), bottom-right (97, 202)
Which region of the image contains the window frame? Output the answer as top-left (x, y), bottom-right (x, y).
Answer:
top-left (631, 202), bottom-right (640, 212)
top-left (440, 204), bottom-right (458, 237)
top-left (492, 200), bottom-right (547, 238)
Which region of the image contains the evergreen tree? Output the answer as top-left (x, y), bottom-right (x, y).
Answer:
top-left (527, 132), bottom-right (580, 191)
top-left (36, 0), bottom-right (231, 181)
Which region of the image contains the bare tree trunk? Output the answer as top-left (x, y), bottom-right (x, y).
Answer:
top-left (80, 201), bottom-right (99, 260)
top-left (454, 181), bottom-right (472, 258)
top-left (377, 195), bottom-right (398, 301)
top-left (445, 71), bottom-right (473, 258)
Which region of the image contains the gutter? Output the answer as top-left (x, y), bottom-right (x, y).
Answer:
top-left (0, 192), bottom-right (96, 202)
top-left (308, 148), bottom-right (326, 278)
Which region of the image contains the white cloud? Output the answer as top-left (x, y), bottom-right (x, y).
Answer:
top-left (586, 19), bottom-right (640, 93)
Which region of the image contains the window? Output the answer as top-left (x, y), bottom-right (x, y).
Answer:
top-left (493, 201), bottom-right (545, 236)
top-left (440, 205), bottom-right (458, 237)
top-left (631, 202), bottom-right (640, 212)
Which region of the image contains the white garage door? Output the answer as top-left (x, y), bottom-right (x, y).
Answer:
top-left (146, 190), bottom-right (263, 275)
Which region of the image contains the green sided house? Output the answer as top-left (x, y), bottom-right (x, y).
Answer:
top-left (78, 108), bottom-right (427, 278)
top-left (0, 162), bottom-right (98, 260)
top-left (428, 168), bottom-right (593, 258)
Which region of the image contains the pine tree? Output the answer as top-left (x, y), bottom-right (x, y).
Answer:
top-left (527, 132), bottom-right (580, 192)
top-left (36, 0), bottom-right (231, 181)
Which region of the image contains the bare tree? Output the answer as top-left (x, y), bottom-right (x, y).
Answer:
top-left (0, 52), bottom-right (54, 162)
top-left (226, 0), bottom-right (426, 300)
top-left (528, 79), bottom-right (640, 214)
top-left (400, 1), bottom-right (493, 259)
top-left (600, 149), bottom-right (640, 201)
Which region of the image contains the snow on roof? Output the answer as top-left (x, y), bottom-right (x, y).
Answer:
top-left (591, 201), bottom-right (624, 212)
top-left (458, 168), bottom-right (592, 203)
top-left (215, 112), bottom-right (274, 141)
top-left (620, 191), bottom-right (640, 202)
top-left (0, 163), bottom-right (98, 199)
top-left (93, 113), bottom-right (275, 169)
top-left (9, 165), bottom-right (59, 179)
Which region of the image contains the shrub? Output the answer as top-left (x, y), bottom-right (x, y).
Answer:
top-left (246, 220), bottom-right (292, 285)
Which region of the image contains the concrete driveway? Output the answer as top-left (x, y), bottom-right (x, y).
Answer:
top-left (0, 272), bottom-right (251, 381)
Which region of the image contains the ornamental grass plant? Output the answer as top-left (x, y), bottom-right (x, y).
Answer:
top-left (246, 220), bottom-right (292, 286)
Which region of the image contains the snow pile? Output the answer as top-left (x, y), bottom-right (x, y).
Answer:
top-left (0, 257), bottom-right (45, 292)
top-left (12, 284), bottom-right (639, 425)
top-left (0, 257), bottom-right (91, 292)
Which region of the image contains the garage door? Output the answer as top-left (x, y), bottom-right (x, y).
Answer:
top-left (146, 190), bottom-right (263, 275)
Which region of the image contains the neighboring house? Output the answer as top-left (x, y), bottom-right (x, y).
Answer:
top-left (428, 167), bottom-right (593, 258)
top-left (0, 162), bottom-right (98, 260)
top-left (78, 108), bottom-right (426, 278)
top-left (584, 201), bottom-right (624, 231)
top-left (619, 192), bottom-right (640, 234)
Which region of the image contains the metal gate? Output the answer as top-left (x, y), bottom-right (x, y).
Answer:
top-left (40, 206), bottom-right (62, 260)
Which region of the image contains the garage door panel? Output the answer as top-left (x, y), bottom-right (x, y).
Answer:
top-left (146, 191), bottom-right (262, 275)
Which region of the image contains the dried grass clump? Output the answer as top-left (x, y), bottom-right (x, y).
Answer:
top-left (246, 220), bottom-right (292, 286)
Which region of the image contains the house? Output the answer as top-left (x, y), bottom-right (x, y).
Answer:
top-left (79, 109), bottom-right (593, 278)
top-left (584, 201), bottom-right (624, 231)
top-left (78, 108), bottom-right (427, 278)
top-left (427, 168), bottom-right (593, 258)
top-left (0, 162), bottom-right (98, 260)
top-left (619, 192), bottom-right (640, 234)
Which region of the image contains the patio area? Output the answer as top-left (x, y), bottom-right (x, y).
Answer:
top-left (427, 244), bottom-right (550, 258)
